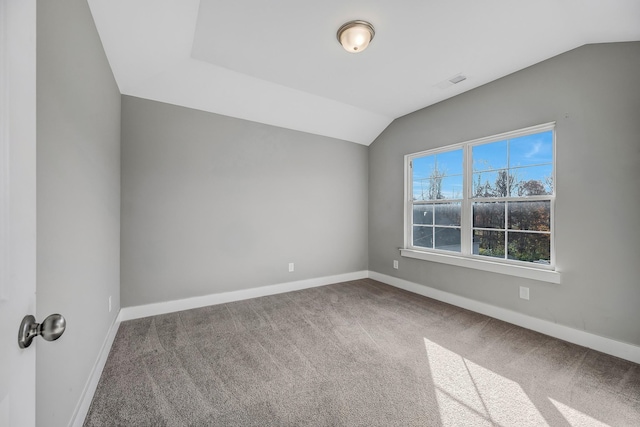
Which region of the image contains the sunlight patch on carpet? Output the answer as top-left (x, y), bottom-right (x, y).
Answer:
top-left (549, 397), bottom-right (610, 427)
top-left (424, 337), bottom-right (546, 426)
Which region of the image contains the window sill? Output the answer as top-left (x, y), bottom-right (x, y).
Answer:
top-left (400, 249), bottom-right (561, 284)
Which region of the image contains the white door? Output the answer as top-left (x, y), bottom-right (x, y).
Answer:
top-left (0, 0), bottom-right (38, 426)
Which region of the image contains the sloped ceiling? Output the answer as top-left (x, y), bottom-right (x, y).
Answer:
top-left (87, 0), bottom-right (640, 145)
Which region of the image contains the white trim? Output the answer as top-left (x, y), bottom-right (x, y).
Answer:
top-left (70, 315), bottom-right (120, 427)
top-left (0, 0), bottom-right (9, 301)
top-left (119, 271), bottom-right (369, 321)
top-left (400, 248), bottom-right (561, 284)
top-left (465, 122), bottom-right (556, 149)
top-left (368, 271), bottom-right (640, 364)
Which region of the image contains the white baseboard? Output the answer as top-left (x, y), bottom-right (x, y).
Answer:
top-left (72, 271), bottom-right (367, 425)
top-left (119, 270), bottom-right (369, 322)
top-left (368, 271), bottom-right (640, 365)
top-left (69, 313), bottom-right (121, 427)
top-left (71, 268), bottom-right (639, 426)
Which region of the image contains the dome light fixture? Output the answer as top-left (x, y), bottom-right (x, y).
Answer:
top-left (337, 20), bottom-right (375, 53)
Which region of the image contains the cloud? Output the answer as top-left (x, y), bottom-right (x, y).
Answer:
top-left (525, 141), bottom-right (543, 158)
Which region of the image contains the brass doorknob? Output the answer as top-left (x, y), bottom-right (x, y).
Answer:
top-left (18, 314), bottom-right (66, 349)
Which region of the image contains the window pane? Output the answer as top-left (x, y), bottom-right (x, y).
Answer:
top-left (509, 131), bottom-right (553, 168)
top-left (473, 202), bottom-right (505, 229)
top-left (412, 155), bottom-right (434, 201)
top-left (473, 170), bottom-right (497, 197)
top-left (436, 149), bottom-right (464, 175)
top-left (426, 177), bottom-right (445, 200)
top-left (412, 155), bottom-right (435, 179)
top-left (412, 178), bottom-right (430, 201)
top-left (435, 227), bottom-right (461, 252)
top-left (441, 175), bottom-right (463, 199)
top-left (512, 164), bottom-right (553, 196)
top-left (412, 149), bottom-right (463, 200)
top-left (416, 175), bottom-right (452, 201)
top-left (472, 170), bottom-right (514, 197)
top-left (507, 232), bottom-right (550, 264)
top-left (413, 204), bottom-right (433, 225)
top-left (472, 140), bottom-right (507, 172)
top-left (413, 226), bottom-right (433, 248)
top-left (435, 203), bottom-right (461, 226)
top-left (508, 201), bottom-right (550, 231)
top-left (473, 230), bottom-right (505, 258)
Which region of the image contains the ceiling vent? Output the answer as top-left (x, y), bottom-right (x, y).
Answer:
top-left (435, 74), bottom-right (468, 90)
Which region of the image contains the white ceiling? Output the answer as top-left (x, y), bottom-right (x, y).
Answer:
top-left (87, 0), bottom-right (640, 145)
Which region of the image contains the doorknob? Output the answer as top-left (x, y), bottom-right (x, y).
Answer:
top-left (18, 314), bottom-right (66, 349)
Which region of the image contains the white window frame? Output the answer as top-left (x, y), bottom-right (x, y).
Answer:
top-left (402, 123), bottom-right (560, 284)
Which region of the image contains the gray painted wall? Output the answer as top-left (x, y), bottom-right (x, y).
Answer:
top-left (36, 0), bottom-right (121, 425)
top-left (369, 42), bottom-right (640, 346)
top-left (121, 96), bottom-right (368, 307)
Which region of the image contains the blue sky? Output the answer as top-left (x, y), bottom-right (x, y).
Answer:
top-left (473, 131), bottom-right (553, 171)
top-left (413, 130), bottom-right (553, 200)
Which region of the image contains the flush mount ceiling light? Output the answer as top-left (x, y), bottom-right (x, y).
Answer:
top-left (337, 20), bottom-right (375, 53)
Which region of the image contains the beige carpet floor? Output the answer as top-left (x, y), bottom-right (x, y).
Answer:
top-left (84, 279), bottom-right (640, 426)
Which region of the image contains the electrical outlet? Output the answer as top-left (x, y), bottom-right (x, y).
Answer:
top-left (519, 286), bottom-right (530, 300)
top-left (393, 260), bottom-right (399, 269)
top-left (108, 296), bottom-right (112, 312)
top-left (288, 262), bottom-right (294, 273)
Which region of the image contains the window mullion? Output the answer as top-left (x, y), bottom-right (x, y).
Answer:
top-left (461, 145), bottom-right (472, 256)
top-left (405, 155), bottom-right (412, 249)
top-left (504, 201), bottom-right (509, 260)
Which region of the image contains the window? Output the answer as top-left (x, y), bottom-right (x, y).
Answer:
top-left (405, 123), bottom-right (556, 276)
top-left (411, 148), bottom-right (463, 252)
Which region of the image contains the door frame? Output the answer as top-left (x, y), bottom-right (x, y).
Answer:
top-left (0, 0), bottom-right (38, 425)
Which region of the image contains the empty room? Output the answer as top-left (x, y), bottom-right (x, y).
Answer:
top-left (2, 0), bottom-right (640, 426)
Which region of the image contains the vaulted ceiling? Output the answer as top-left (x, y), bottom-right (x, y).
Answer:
top-left (87, 0), bottom-right (640, 145)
